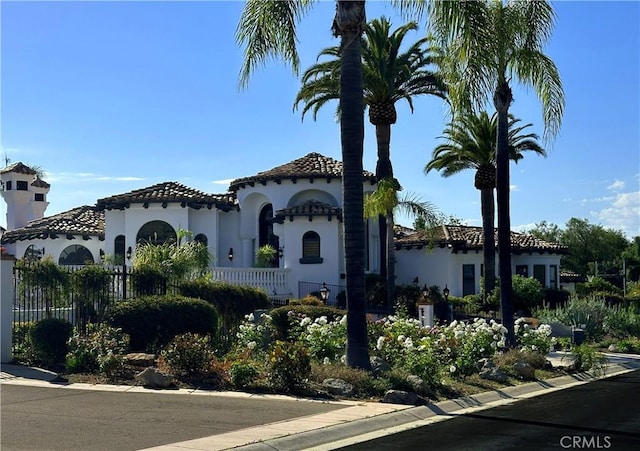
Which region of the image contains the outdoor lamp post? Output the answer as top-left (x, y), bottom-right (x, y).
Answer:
top-left (126, 246), bottom-right (132, 261)
top-left (443, 285), bottom-right (450, 301)
top-left (319, 282), bottom-right (330, 303)
top-left (228, 248), bottom-right (233, 261)
top-left (442, 285), bottom-right (451, 322)
top-left (422, 284), bottom-right (430, 300)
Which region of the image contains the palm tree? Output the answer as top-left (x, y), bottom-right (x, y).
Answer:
top-left (294, 17), bottom-right (446, 312)
top-left (364, 178), bottom-right (443, 309)
top-left (425, 111), bottom-right (546, 301)
top-left (236, 0), bottom-right (370, 369)
top-left (418, 0), bottom-right (565, 345)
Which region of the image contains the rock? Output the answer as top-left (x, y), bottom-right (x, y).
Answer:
top-left (135, 367), bottom-right (174, 389)
top-left (381, 390), bottom-right (429, 406)
top-left (479, 360), bottom-right (508, 383)
top-left (370, 356), bottom-right (391, 376)
top-left (125, 353), bottom-right (156, 367)
top-left (543, 359), bottom-right (554, 371)
top-left (322, 378), bottom-right (354, 397)
top-left (513, 362), bottom-right (536, 380)
top-left (406, 375), bottom-right (429, 394)
top-left (608, 344), bottom-right (619, 353)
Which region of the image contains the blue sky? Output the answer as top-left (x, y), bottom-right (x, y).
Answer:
top-left (1, 1), bottom-right (639, 239)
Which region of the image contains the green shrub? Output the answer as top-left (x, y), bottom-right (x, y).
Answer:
top-left (268, 340), bottom-right (311, 391)
top-left (66, 324), bottom-right (129, 376)
top-left (16, 257), bottom-right (70, 309)
top-left (269, 304), bottom-right (345, 341)
top-left (72, 265), bottom-right (113, 327)
top-left (289, 295), bottom-right (324, 306)
top-left (512, 274), bottom-right (544, 314)
top-left (543, 288), bottom-right (570, 308)
top-left (131, 267), bottom-right (168, 296)
top-left (29, 318), bottom-right (73, 366)
top-left (230, 361), bottom-right (261, 388)
top-left (603, 306), bottom-right (640, 339)
top-left (576, 276), bottom-right (621, 297)
top-left (394, 284), bottom-right (422, 318)
top-left (12, 322), bottom-right (36, 364)
top-left (160, 333), bottom-right (217, 378)
top-left (178, 279), bottom-right (271, 337)
top-left (107, 295), bottom-right (218, 351)
top-left (570, 344), bottom-right (607, 376)
top-left (535, 296), bottom-right (609, 342)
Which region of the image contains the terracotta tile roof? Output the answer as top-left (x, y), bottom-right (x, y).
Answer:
top-left (272, 200), bottom-right (342, 223)
top-left (0, 162), bottom-right (38, 175)
top-left (229, 152), bottom-right (376, 191)
top-left (395, 224), bottom-right (568, 254)
top-left (1, 206), bottom-right (105, 243)
top-left (31, 177), bottom-right (50, 189)
top-left (95, 181), bottom-right (237, 211)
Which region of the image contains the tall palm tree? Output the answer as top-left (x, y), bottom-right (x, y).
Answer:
top-left (295, 17), bottom-right (446, 312)
top-left (417, 0), bottom-right (565, 345)
top-left (236, 0), bottom-right (370, 369)
top-left (425, 111), bottom-right (546, 301)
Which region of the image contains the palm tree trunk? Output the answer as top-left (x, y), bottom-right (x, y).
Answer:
top-left (334, 0), bottom-right (370, 370)
top-left (374, 123), bottom-right (394, 312)
top-left (480, 187), bottom-right (496, 300)
top-left (494, 80), bottom-right (515, 347)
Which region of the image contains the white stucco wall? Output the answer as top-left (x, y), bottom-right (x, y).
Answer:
top-left (217, 209), bottom-right (241, 267)
top-left (1, 256), bottom-right (15, 363)
top-left (13, 237), bottom-right (103, 266)
top-left (396, 246), bottom-right (563, 297)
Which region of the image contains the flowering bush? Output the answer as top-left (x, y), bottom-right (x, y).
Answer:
top-left (304, 315), bottom-right (347, 362)
top-left (436, 319), bottom-right (506, 377)
top-left (268, 340), bottom-right (311, 391)
top-left (235, 312), bottom-right (274, 352)
top-left (514, 318), bottom-right (556, 354)
top-left (66, 324), bottom-right (129, 378)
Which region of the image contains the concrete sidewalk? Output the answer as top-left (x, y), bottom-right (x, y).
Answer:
top-left (2, 352), bottom-right (640, 451)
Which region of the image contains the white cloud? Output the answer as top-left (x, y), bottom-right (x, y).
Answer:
top-left (47, 172), bottom-right (144, 183)
top-left (592, 191), bottom-right (640, 238)
top-left (212, 179), bottom-right (236, 185)
top-left (607, 179), bottom-right (625, 191)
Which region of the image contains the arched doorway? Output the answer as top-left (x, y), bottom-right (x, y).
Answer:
top-left (258, 204), bottom-right (279, 267)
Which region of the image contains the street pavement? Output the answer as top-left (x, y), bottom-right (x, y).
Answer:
top-left (1, 352), bottom-right (639, 451)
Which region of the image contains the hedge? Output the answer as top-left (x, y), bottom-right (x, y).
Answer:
top-left (107, 295), bottom-right (218, 352)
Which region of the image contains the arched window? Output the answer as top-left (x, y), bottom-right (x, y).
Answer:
top-left (24, 244), bottom-right (44, 261)
top-left (194, 233), bottom-right (208, 246)
top-left (59, 245), bottom-right (94, 265)
top-left (114, 235), bottom-right (126, 264)
top-left (136, 221), bottom-right (176, 245)
top-left (300, 231), bottom-right (322, 264)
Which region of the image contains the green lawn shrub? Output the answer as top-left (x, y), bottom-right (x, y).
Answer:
top-left (178, 279), bottom-right (270, 336)
top-left (576, 276), bottom-right (621, 297)
top-left (394, 284), bottom-right (422, 318)
top-left (512, 274), bottom-right (544, 314)
top-left (12, 322), bottom-right (36, 364)
top-left (29, 318), bottom-right (73, 366)
top-left (72, 264), bottom-right (113, 327)
top-left (269, 304), bottom-right (345, 341)
top-left (107, 295), bottom-right (218, 352)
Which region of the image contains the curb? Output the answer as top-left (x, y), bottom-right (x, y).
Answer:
top-left (227, 360), bottom-right (640, 451)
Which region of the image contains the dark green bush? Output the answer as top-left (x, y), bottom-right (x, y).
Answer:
top-left (512, 274), bottom-right (544, 314)
top-left (73, 265), bottom-right (113, 327)
top-left (107, 295), bottom-right (218, 351)
top-left (29, 318), bottom-right (73, 366)
top-left (576, 276), bottom-right (621, 297)
top-left (269, 304), bottom-right (345, 341)
top-left (543, 288), bottom-right (570, 308)
top-left (394, 284), bottom-right (422, 318)
top-left (66, 324), bottom-right (129, 377)
top-left (178, 279), bottom-right (271, 334)
top-left (131, 267), bottom-right (168, 296)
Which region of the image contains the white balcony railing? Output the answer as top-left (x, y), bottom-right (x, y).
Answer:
top-left (210, 267), bottom-right (292, 299)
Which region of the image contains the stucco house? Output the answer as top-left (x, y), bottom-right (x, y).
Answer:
top-left (1, 154), bottom-right (567, 302)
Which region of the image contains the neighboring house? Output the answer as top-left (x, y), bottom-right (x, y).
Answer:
top-left (1, 154), bottom-right (567, 302)
top-left (394, 225), bottom-right (568, 298)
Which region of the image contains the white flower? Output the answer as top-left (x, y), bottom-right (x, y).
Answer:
top-left (317, 316), bottom-right (328, 325)
top-left (247, 341), bottom-right (257, 350)
top-left (376, 336), bottom-right (385, 350)
top-left (323, 357), bottom-right (330, 365)
top-left (340, 315), bottom-right (347, 326)
top-left (300, 317), bottom-right (312, 327)
top-left (248, 313), bottom-right (254, 322)
top-left (340, 355), bottom-right (346, 364)
top-left (397, 335), bottom-right (406, 342)
top-left (449, 365), bottom-right (456, 373)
